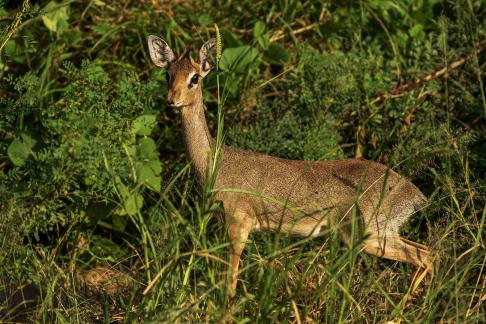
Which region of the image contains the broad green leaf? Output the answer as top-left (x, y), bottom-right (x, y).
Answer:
top-left (137, 137), bottom-right (158, 158)
top-left (409, 24), bottom-right (425, 40)
top-left (90, 235), bottom-right (125, 260)
top-left (84, 175), bottom-right (96, 186)
top-left (125, 144), bottom-right (136, 159)
top-left (112, 214), bottom-right (128, 231)
top-left (7, 134), bottom-right (36, 166)
top-left (115, 177), bottom-right (144, 216)
top-left (42, 16), bottom-right (57, 32)
top-left (41, 1), bottom-right (70, 34)
top-left (132, 114), bottom-right (157, 136)
top-left (4, 40), bottom-right (26, 64)
top-left (136, 161), bottom-right (161, 192)
top-left (122, 192), bottom-right (144, 216)
top-left (222, 29), bottom-right (242, 47)
top-left (93, 0), bottom-right (106, 6)
top-left (253, 21), bottom-right (269, 49)
top-left (115, 176), bottom-right (129, 197)
top-left (21, 133), bottom-right (37, 148)
top-left (92, 22), bottom-right (110, 35)
top-left (198, 14), bottom-right (214, 26)
top-left (135, 138), bottom-right (161, 192)
top-left (4, 40), bottom-right (16, 57)
top-left (220, 46), bottom-right (259, 73)
top-left (7, 138), bottom-right (30, 166)
top-left (253, 21), bottom-right (266, 38)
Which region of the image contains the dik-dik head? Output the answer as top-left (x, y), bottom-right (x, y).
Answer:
top-left (147, 35), bottom-right (216, 107)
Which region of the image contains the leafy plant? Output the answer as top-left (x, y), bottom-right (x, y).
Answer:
top-left (41, 1), bottom-right (70, 35)
top-left (1, 60), bottom-right (164, 237)
top-left (7, 133), bottom-right (36, 166)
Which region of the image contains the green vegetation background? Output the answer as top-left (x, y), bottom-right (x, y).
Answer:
top-left (0, 0), bottom-right (485, 322)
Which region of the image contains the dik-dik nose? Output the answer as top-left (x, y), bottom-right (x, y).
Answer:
top-left (167, 89), bottom-right (179, 106)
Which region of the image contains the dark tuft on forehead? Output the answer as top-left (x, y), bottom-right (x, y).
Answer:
top-left (168, 49), bottom-right (196, 74)
top-left (176, 49), bottom-right (191, 62)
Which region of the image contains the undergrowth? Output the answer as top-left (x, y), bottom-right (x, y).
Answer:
top-left (0, 0), bottom-right (485, 322)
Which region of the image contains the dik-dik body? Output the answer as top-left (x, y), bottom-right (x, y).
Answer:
top-left (147, 35), bottom-right (434, 292)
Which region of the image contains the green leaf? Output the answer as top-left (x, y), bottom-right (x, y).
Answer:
top-left (7, 139), bottom-right (29, 166)
top-left (4, 39), bottom-right (29, 64)
top-left (41, 1), bottom-right (70, 34)
top-left (198, 14), bottom-right (214, 26)
top-left (137, 138), bottom-right (157, 158)
top-left (21, 133), bottom-right (37, 148)
top-left (253, 21), bottom-right (269, 49)
top-left (115, 176), bottom-right (129, 197)
top-left (93, 0), bottom-right (106, 6)
top-left (222, 29), bottom-right (242, 48)
top-left (136, 160), bottom-right (161, 192)
top-left (122, 192), bottom-right (144, 216)
top-left (135, 138), bottom-right (162, 192)
top-left (253, 21), bottom-right (266, 38)
top-left (7, 134), bottom-right (36, 166)
top-left (265, 43), bottom-right (290, 65)
top-left (115, 177), bottom-right (144, 216)
top-left (220, 46), bottom-right (259, 73)
top-left (84, 175), bottom-right (96, 186)
top-left (90, 235), bottom-right (125, 260)
top-left (92, 21), bottom-right (110, 35)
top-left (3, 40), bottom-right (15, 56)
top-left (112, 215), bottom-right (128, 232)
top-left (409, 24), bottom-right (425, 40)
top-left (125, 144), bottom-right (136, 159)
top-left (132, 114), bottom-right (157, 136)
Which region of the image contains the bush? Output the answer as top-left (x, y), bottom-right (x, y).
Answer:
top-left (0, 61), bottom-right (165, 237)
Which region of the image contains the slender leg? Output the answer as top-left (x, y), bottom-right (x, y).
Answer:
top-left (362, 236), bottom-right (433, 271)
top-left (399, 237), bottom-right (430, 252)
top-left (226, 211), bottom-right (254, 295)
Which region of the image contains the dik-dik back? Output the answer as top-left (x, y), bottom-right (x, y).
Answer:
top-left (215, 146), bottom-right (426, 240)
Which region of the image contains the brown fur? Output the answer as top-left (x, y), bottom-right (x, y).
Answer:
top-left (149, 42), bottom-right (435, 293)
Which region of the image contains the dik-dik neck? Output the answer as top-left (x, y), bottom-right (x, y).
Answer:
top-left (181, 93), bottom-right (214, 184)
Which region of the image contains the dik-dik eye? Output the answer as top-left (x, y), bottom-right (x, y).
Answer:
top-left (188, 74), bottom-right (199, 88)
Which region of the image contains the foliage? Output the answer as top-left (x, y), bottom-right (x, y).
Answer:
top-left (1, 60), bottom-right (164, 237)
top-left (0, 0), bottom-right (485, 322)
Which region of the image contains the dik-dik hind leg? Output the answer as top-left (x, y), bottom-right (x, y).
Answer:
top-left (226, 210), bottom-right (255, 294)
top-left (362, 236), bottom-right (433, 272)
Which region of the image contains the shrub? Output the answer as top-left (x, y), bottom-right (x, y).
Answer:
top-left (0, 60), bottom-right (165, 238)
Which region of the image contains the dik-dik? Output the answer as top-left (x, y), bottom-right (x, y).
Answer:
top-left (147, 35), bottom-right (434, 293)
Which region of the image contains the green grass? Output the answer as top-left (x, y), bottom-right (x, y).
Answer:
top-left (1, 0), bottom-right (485, 322)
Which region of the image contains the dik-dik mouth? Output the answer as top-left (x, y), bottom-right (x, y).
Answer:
top-left (167, 102), bottom-right (187, 108)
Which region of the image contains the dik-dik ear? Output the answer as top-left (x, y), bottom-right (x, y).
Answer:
top-left (199, 38), bottom-right (216, 77)
top-left (147, 35), bottom-right (175, 68)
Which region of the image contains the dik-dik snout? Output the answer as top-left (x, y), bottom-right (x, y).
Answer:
top-left (147, 35), bottom-right (216, 108)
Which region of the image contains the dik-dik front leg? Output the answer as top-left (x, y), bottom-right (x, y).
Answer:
top-left (226, 209), bottom-right (255, 294)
